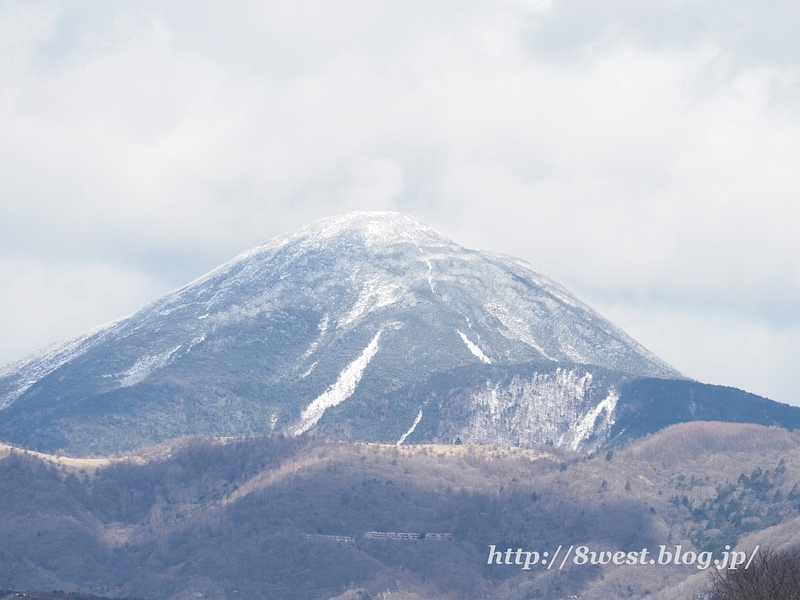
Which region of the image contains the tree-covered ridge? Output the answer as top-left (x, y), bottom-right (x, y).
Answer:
top-left (2, 422), bottom-right (800, 599)
top-left (674, 458), bottom-right (800, 554)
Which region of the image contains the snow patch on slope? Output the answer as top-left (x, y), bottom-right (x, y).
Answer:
top-left (458, 331), bottom-right (492, 364)
top-left (119, 346), bottom-right (182, 388)
top-left (303, 314), bottom-right (330, 359)
top-left (405, 235), bottom-right (436, 295)
top-left (292, 330), bottom-right (382, 436)
top-left (397, 408), bottom-right (423, 445)
top-left (185, 334), bottom-right (205, 352)
top-left (339, 279), bottom-right (405, 328)
top-left (459, 369), bottom-right (617, 452)
top-left (566, 390), bottom-right (618, 451)
top-left (301, 362), bottom-right (318, 378)
top-left (485, 302), bottom-right (553, 360)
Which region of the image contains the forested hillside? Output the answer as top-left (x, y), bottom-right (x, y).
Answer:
top-left (3, 423), bottom-right (800, 600)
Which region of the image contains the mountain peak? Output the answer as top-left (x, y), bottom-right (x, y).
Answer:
top-left (256, 211), bottom-right (450, 257)
top-left (183, 211), bottom-right (449, 293)
top-left (298, 211), bottom-right (446, 244)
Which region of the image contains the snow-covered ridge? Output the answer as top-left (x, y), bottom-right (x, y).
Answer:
top-left (0, 320), bottom-right (121, 410)
top-left (169, 212), bottom-right (453, 300)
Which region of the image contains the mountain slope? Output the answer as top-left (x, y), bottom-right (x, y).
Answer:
top-left (1, 212), bottom-right (794, 455)
top-left (4, 422), bottom-right (800, 600)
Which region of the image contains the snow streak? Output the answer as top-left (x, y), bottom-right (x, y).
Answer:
top-left (457, 330), bottom-right (492, 364)
top-left (397, 408), bottom-right (423, 445)
top-left (406, 235), bottom-right (436, 295)
top-left (338, 279), bottom-right (403, 328)
top-left (484, 302), bottom-right (553, 360)
top-left (292, 330), bottom-right (382, 436)
top-left (119, 346), bottom-right (181, 388)
top-left (569, 390), bottom-right (618, 451)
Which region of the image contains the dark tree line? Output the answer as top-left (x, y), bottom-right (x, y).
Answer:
top-left (706, 546), bottom-right (800, 600)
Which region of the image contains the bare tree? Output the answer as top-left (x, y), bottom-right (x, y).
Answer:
top-left (705, 546), bottom-right (800, 600)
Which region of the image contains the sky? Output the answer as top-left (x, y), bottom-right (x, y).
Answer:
top-left (1, 0), bottom-right (799, 405)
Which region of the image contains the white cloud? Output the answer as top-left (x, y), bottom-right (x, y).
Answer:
top-left (0, 258), bottom-right (165, 366)
top-left (340, 156), bottom-right (404, 212)
top-left (0, 0), bottom-right (799, 403)
top-left (598, 300), bottom-right (800, 406)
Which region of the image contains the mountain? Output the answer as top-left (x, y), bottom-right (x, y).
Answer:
top-left (0, 212), bottom-right (797, 454)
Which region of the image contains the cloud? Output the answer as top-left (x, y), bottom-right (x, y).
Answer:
top-left (0, 258), bottom-right (163, 365)
top-left (599, 299), bottom-right (800, 405)
top-left (0, 0), bottom-right (798, 403)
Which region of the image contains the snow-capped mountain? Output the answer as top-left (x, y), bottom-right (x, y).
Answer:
top-left (0, 212), bottom-right (795, 454)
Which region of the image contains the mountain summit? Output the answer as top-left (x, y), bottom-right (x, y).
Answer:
top-left (0, 212), bottom-right (795, 454)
